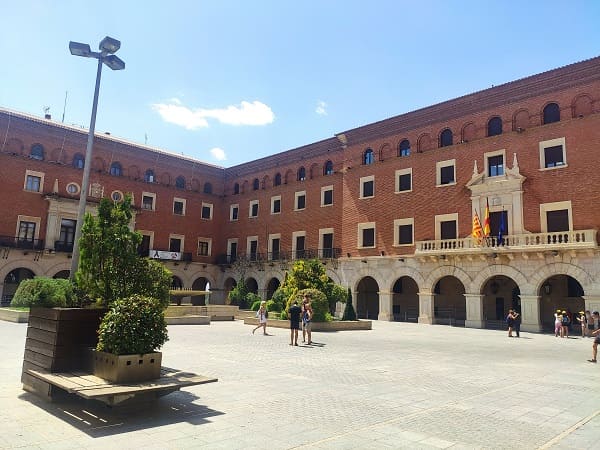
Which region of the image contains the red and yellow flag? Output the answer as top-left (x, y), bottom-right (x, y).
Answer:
top-left (472, 210), bottom-right (483, 244)
top-left (483, 198), bottom-right (491, 237)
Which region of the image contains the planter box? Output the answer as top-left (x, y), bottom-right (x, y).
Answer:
top-left (92, 350), bottom-right (162, 383)
top-left (243, 317), bottom-right (372, 331)
top-left (0, 308), bottom-right (29, 323)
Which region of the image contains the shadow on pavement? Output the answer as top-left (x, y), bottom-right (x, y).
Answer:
top-left (18, 389), bottom-right (224, 437)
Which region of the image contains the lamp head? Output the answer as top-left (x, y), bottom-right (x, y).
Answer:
top-left (103, 54), bottom-right (125, 71)
top-left (99, 36), bottom-right (121, 54)
top-left (69, 41), bottom-right (92, 57)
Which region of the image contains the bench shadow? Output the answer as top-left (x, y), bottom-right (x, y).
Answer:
top-left (18, 389), bottom-right (224, 437)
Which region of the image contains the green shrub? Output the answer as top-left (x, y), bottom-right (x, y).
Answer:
top-left (97, 295), bottom-right (168, 355)
top-left (246, 293), bottom-right (262, 308)
top-left (285, 288), bottom-right (328, 322)
top-left (269, 289), bottom-right (288, 312)
top-left (228, 283), bottom-right (249, 308)
top-left (250, 299), bottom-right (262, 311)
top-left (266, 299), bottom-right (281, 312)
top-left (10, 277), bottom-right (77, 308)
top-left (280, 310), bottom-right (288, 320)
top-left (342, 288), bottom-right (357, 321)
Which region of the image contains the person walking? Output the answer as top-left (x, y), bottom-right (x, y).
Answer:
top-left (554, 309), bottom-right (562, 337)
top-left (252, 301), bottom-right (269, 335)
top-left (288, 300), bottom-right (301, 346)
top-left (588, 311), bottom-right (600, 363)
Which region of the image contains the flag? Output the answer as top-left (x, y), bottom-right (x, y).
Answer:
top-left (483, 198), bottom-right (491, 237)
top-left (498, 209), bottom-right (506, 246)
top-left (472, 210), bottom-right (483, 245)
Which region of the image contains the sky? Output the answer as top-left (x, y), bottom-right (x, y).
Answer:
top-left (1, 1), bottom-right (599, 168)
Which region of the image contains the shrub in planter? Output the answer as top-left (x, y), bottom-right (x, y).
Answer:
top-left (285, 288), bottom-right (329, 322)
top-left (342, 288), bottom-right (357, 321)
top-left (266, 299), bottom-right (281, 312)
top-left (11, 277), bottom-right (77, 308)
top-left (97, 295), bottom-right (168, 355)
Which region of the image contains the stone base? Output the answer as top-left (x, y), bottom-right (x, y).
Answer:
top-left (166, 315), bottom-right (210, 325)
top-left (521, 324), bottom-right (543, 333)
top-left (92, 350), bottom-right (162, 383)
top-left (465, 319), bottom-right (484, 329)
top-left (244, 318), bottom-right (372, 331)
top-left (377, 312), bottom-right (394, 321)
top-left (418, 316), bottom-right (433, 325)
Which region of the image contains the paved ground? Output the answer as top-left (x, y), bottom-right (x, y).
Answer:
top-left (0, 319), bottom-right (599, 449)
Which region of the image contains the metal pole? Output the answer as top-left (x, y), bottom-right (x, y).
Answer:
top-left (70, 56), bottom-right (104, 279)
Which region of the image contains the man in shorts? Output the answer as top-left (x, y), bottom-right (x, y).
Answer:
top-left (588, 311), bottom-right (600, 363)
top-left (288, 300), bottom-right (301, 346)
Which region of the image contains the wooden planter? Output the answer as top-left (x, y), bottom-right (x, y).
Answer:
top-left (92, 350), bottom-right (162, 383)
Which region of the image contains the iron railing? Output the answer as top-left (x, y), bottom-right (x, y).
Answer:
top-left (0, 235), bottom-right (44, 251)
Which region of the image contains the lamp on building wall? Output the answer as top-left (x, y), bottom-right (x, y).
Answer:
top-left (543, 282), bottom-right (552, 295)
top-left (68, 37), bottom-right (125, 279)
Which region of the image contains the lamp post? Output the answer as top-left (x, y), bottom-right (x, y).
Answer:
top-left (69, 36), bottom-right (125, 279)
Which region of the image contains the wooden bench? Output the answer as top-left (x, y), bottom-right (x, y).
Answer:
top-left (25, 366), bottom-right (217, 406)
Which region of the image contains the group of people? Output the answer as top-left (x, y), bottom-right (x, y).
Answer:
top-left (506, 309), bottom-right (521, 337)
top-left (553, 309), bottom-right (573, 338)
top-left (251, 296), bottom-right (314, 346)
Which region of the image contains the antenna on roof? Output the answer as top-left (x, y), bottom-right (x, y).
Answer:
top-left (62, 91), bottom-right (68, 123)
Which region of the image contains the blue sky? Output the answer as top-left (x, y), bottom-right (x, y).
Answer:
top-left (2, 1), bottom-right (599, 167)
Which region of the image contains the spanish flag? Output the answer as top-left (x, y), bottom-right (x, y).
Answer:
top-left (472, 210), bottom-right (483, 244)
top-left (483, 198), bottom-right (491, 237)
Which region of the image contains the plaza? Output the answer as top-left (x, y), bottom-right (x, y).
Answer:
top-left (1, 319), bottom-right (599, 449)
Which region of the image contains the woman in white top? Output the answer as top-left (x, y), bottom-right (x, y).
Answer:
top-left (252, 301), bottom-right (268, 335)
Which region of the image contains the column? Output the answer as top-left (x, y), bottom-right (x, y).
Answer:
top-left (418, 292), bottom-right (434, 325)
top-left (377, 290), bottom-right (393, 321)
top-left (464, 294), bottom-right (484, 329)
top-left (583, 296), bottom-right (600, 314)
top-left (520, 295), bottom-right (542, 332)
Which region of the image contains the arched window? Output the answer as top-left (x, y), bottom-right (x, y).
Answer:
top-left (440, 129), bottom-right (453, 147)
top-left (253, 178), bottom-right (260, 190)
top-left (144, 169), bottom-right (155, 182)
top-left (297, 167), bottom-right (306, 181)
top-left (363, 148), bottom-right (374, 165)
top-left (233, 183), bottom-right (240, 194)
top-left (175, 176), bottom-right (186, 189)
top-left (72, 153), bottom-right (85, 169)
top-left (274, 173), bottom-right (282, 186)
top-left (203, 182), bottom-right (212, 194)
top-left (30, 143), bottom-right (44, 160)
top-left (398, 140), bottom-right (410, 157)
top-left (324, 160), bottom-right (334, 175)
top-left (543, 103), bottom-right (560, 124)
top-left (487, 117), bottom-right (503, 137)
top-left (109, 162), bottom-right (122, 176)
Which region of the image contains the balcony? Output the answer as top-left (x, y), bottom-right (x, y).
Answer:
top-left (0, 235), bottom-right (45, 251)
top-left (215, 248), bottom-right (341, 266)
top-left (415, 229), bottom-right (597, 257)
top-left (54, 240), bottom-right (74, 253)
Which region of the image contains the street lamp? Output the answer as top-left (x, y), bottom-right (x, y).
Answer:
top-left (69, 36), bottom-right (125, 279)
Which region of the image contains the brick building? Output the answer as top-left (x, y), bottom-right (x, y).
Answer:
top-left (2, 56), bottom-right (600, 332)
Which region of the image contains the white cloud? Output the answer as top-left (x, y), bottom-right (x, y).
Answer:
top-left (210, 147), bottom-right (227, 161)
top-left (152, 99), bottom-right (275, 129)
top-left (315, 100), bottom-right (327, 116)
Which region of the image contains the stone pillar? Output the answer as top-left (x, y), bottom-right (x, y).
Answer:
top-left (418, 292), bottom-right (434, 325)
top-left (583, 296), bottom-right (600, 314)
top-left (377, 290), bottom-right (393, 321)
top-left (464, 294), bottom-right (484, 329)
top-left (520, 295), bottom-right (542, 332)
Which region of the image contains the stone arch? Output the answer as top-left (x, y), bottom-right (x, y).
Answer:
top-left (424, 265), bottom-right (472, 292)
top-left (351, 267), bottom-right (386, 293)
top-left (470, 264), bottom-right (530, 295)
top-left (512, 108), bottom-right (529, 130)
top-left (529, 262), bottom-right (593, 296)
top-left (417, 133), bottom-right (431, 152)
top-left (461, 122), bottom-right (477, 142)
top-left (223, 277), bottom-right (237, 303)
top-left (53, 270), bottom-right (70, 279)
top-left (324, 268), bottom-right (342, 285)
top-left (0, 260), bottom-right (43, 282)
top-left (262, 175), bottom-right (270, 189)
top-left (265, 277), bottom-right (281, 300)
top-left (284, 169), bottom-right (294, 185)
top-left (128, 165), bottom-right (140, 180)
top-left (309, 162), bottom-right (319, 179)
top-left (191, 276), bottom-right (212, 305)
top-left (2, 267), bottom-right (36, 306)
top-left (391, 276), bottom-right (419, 322)
top-left (571, 93), bottom-right (593, 118)
top-left (386, 266), bottom-right (426, 293)
top-left (245, 277), bottom-right (259, 295)
top-left (379, 143), bottom-right (392, 161)
top-left (3, 137), bottom-right (24, 155)
top-left (356, 276), bottom-right (379, 320)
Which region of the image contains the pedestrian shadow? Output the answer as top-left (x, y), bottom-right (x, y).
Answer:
top-left (301, 342), bottom-right (326, 348)
top-left (18, 389), bottom-right (224, 437)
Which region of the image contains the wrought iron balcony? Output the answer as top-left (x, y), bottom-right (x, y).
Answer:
top-left (215, 248), bottom-right (341, 266)
top-left (0, 235), bottom-right (45, 251)
top-left (54, 240), bottom-right (74, 253)
top-left (415, 229), bottom-right (597, 256)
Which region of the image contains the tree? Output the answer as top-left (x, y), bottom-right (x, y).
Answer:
top-left (75, 195), bottom-right (171, 307)
top-left (342, 288), bottom-right (357, 321)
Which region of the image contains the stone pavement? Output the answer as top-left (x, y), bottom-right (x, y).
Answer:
top-left (0, 319), bottom-right (599, 449)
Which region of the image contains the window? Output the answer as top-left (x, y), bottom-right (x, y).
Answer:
top-left (395, 168), bottom-right (412, 193)
top-left (295, 191), bottom-right (306, 210)
top-left (197, 238), bottom-right (212, 256)
top-left (540, 201), bottom-right (572, 232)
top-left (435, 213), bottom-right (458, 240)
top-left (111, 190), bottom-right (124, 202)
top-left (18, 221), bottom-right (36, 243)
top-left (30, 143), bottom-right (44, 160)
top-left (440, 129), bottom-right (453, 147)
top-left (487, 117), bottom-right (503, 137)
top-left (249, 200), bottom-right (259, 218)
top-left (358, 222), bottom-right (376, 248)
top-left (57, 219), bottom-right (76, 250)
top-left (73, 153), bottom-right (85, 169)
top-left (247, 236), bottom-right (259, 261)
top-left (488, 154), bottom-right (504, 177)
top-left (274, 173), bottom-right (282, 186)
top-left (360, 175), bottom-right (374, 198)
top-left (394, 219), bottom-right (414, 246)
top-left (233, 183), bottom-right (240, 194)
top-left (66, 183), bottom-right (80, 195)
top-left (201, 202), bottom-right (213, 220)
top-left (271, 196), bottom-right (281, 214)
top-left (109, 162), bottom-right (122, 176)
top-left (175, 176), bottom-right (186, 189)
top-left (324, 160), bottom-right (334, 175)
top-left (138, 232), bottom-right (153, 257)
top-left (543, 103), bottom-right (560, 124)
top-left (203, 182), bottom-right (212, 194)
top-left (269, 234), bottom-right (281, 260)
top-left (292, 231), bottom-right (306, 259)
top-left (169, 236), bottom-right (183, 253)
top-left (297, 167), bottom-right (306, 181)
top-left (24, 170), bottom-right (44, 192)
top-left (363, 148), bottom-right (374, 165)
top-left (253, 178), bottom-right (260, 190)
top-left (144, 169), bottom-right (155, 183)
top-left (227, 239), bottom-right (238, 263)
top-left (230, 204), bottom-right (239, 221)
top-left (173, 198), bottom-right (185, 215)
top-left (141, 192), bottom-right (156, 210)
top-left (319, 228), bottom-right (334, 258)
top-left (398, 139), bottom-right (410, 157)
top-left (436, 159), bottom-right (456, 186)
top-left (321, 186), bottom-right (333, 206)
top-left (539, 137), bottom-right (567, 170)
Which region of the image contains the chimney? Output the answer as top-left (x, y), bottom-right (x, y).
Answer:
top-left (45, 113), bottom-right (51, 120)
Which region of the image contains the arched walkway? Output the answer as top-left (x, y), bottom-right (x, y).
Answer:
top-left (265, 277), bottom-right (280, 300)
top-left (191, 277), bottom-right (210, 306)
top-left (392, 276), bottom-right (419, 322)
top-left (481, 275), bottom-right (520, 329)
top-left (356, 276), bottom-right (379, 320)
top-left (539, 275), bottom-right (585, 332)
top-left (2, 268), bottom-right (35, 306)
top-left (245, 278), bottom-right (259, 295)
top-left (433, 276), bottom-right (466, 326)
